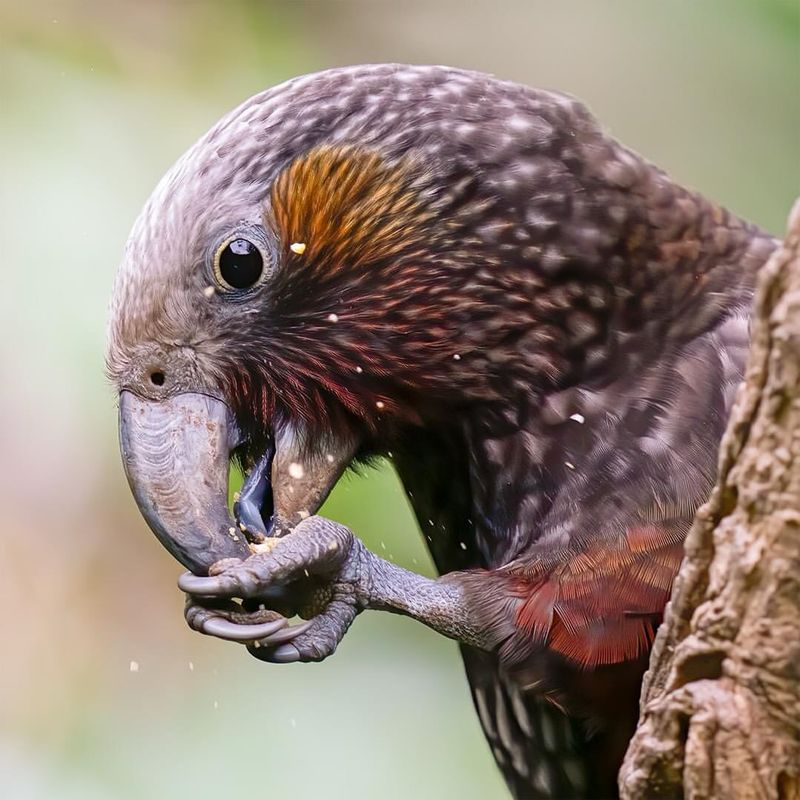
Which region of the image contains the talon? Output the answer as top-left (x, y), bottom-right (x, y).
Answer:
top-left (234, 445), bottom-right (274, 543)
top-left (179, 571), bottom-right (224, 595)
top-left (256, 619), bottom-right (313, 646)
top-left (249, 642), bottom-right (301, 664)
top-left (201, 616), bottom-right (287, 642)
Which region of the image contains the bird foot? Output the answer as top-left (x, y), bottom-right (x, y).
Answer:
top-left (179, 516), bottom-right (368, 662)
top-left (181, 513), bottom-right (499, 662)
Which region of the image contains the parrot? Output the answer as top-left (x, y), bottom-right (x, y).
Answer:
top-left (106, 64), bottom-right (777, 798)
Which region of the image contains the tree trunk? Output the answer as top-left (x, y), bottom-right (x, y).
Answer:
top-left (619, 203), bottom-right (800, 799)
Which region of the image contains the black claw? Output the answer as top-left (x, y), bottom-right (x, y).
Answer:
top-left (234, 445), bottom-right (275, 543)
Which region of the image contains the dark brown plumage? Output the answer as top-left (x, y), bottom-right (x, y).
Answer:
top-left (107, 65), bottom-right (778, 798)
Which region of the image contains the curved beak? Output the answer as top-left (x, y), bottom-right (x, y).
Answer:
top-left (118, 391), bottom-right (250, 574)
top-left (118, 391), bottom-right (360, 575)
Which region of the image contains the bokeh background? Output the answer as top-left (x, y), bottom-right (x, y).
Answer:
top-left (1, 1), bottom-right (798, 797)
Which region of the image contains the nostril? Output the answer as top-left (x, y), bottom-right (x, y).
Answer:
top-left (149, 370), bottom-right (166, 387)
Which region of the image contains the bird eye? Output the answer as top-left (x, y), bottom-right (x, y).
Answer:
top-left (214, 237), bottom-right (264, 290)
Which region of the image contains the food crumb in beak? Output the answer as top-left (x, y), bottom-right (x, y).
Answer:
top-left (250, 538), bottom-right (280, 555)
top-left (290, 242), bottom-right (307, 254)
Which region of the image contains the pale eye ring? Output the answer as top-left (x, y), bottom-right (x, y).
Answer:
top-left (214, 237), bottom-right (265, 290)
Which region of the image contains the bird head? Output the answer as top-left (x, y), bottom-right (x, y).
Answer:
top-left (107, 67), bottom-right (537, 574)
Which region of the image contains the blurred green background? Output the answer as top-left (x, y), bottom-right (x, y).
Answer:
top-left (0, 1), bottom-right (797, 798)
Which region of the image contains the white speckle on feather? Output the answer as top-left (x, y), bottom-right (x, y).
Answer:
top-left (203, 285), bottom-right (215, 298)
top-left (288, 462), bottom-right (305, 479)
top-left (375, 400), bottom-right (385, 410)
top-left (569, 413), bottom-right (585, 424)
top-left (565, 461), bottom-right (576, 470)
top-left (325, 453), bottom-right (335, 464)
top-left (327, 313), bottom-right (339, 323)
top-left (459, 542), bottom-right (467, 550)
top-left (453, 353), bottom-right (461, 360)
top-left (355, 366), bottom-right (363, 374)
top-left (290, 242), bottom-right (306, 254)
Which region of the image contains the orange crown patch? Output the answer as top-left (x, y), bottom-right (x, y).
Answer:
top-left (269, 144), bottom-right (435, 278)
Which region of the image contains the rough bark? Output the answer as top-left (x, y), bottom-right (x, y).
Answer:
top-left (619, 203), bottom-right (800, 799)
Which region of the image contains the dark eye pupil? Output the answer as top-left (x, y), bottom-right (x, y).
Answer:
top-left (219, 238), bottom-right (263, 289)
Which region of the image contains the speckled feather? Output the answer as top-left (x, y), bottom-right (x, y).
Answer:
top-left (106, 64), bottom-right (778, 799)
